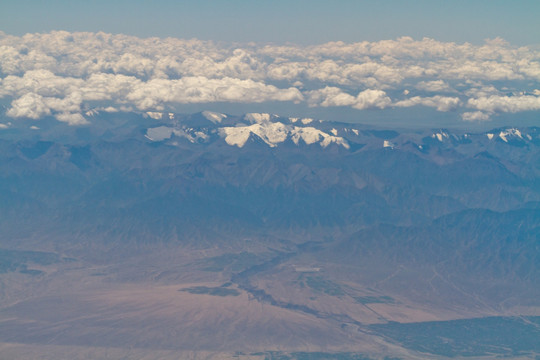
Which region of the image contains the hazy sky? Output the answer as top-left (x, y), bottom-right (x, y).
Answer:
top-left (2, 0), bottom-right (539, 45)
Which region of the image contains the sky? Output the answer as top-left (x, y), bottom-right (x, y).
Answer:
top-left (0, 0), bottom-right (539, 128)
top-left (2, 0), bottom-right (539, 46)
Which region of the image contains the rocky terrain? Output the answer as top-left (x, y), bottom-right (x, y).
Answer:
top-left (0, 110), bottom-right (538, 359)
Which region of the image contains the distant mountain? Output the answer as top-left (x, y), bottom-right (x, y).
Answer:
top-left (0, 110), bottom-right (538, 359)
top-left (1, 110), bottom-right (538, 240)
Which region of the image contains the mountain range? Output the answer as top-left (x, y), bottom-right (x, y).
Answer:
top-left (0, 109), bottom-right (538, 359)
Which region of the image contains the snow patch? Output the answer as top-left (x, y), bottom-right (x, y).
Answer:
top-left (320, 134), bottom-right (349, 149)
top-left (219, 122), bottom-right (349, 149)
top-left (194, 131), bottom-right (209, 141)
top-left (145, 126), bottom-right (208, 143)
top-left (330, 128), bottom-right (338, 136)
top-left (85, 109), bottom-right (99, 117)
top-left (351, 129), bottom-right (359, 135)
top-left (220, 122), bottom-right (289, 148)
top-left (291, 117), bottom-right (313, 125)
top-left (145, 126), bottom-right (174, 141)
top-left (499, 128), bottom-right (522, 142)
top-left (202, 111), bottom-right (227, 124)
top-left (290, 127), bottom-right (348, 149)
top-left (487, 133), bottom-right (494, 140)
top-left (245, 113), bottom-right (272, 124)
top-left (432, 131), bottom-right (449, 142)
top-left (290, 127), bottom-right (322, 145)
top-left (145, 111), bottom-right (163, 120)
top-left (383, 140), bottom-right (395, 149)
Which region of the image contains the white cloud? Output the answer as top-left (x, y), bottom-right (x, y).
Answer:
top-left (55, 112), bottom-right (89, 125)
top-left (467, 94), bottom-right (540, 113)
top-left (0, 31), bottom-right (539, 124)
top-left (353, 89), bottom-right (392, 109)
top-left (395, 95), bottom-right (460, 111)
top-left (307, 87), bottom-right (391, 109)
top-left (124, 76), bottom-right (303, 110)
top-left (6, 93), bottom-right (51, 119)
top-left (464, 85), bottom-right (501, 98)
top-left (82, 73), bottom-right (141, 101)
top-left (461, 111), bottom-right (491, 121)
top-left (0, 69), bottom-right (84, 98)
top-left (307, 87), bottom-right (356, 107)
top-left (416, 80), bottom-right (453, 92)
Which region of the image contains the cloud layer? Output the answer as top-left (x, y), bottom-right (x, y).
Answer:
top-left (0, 31), bottom-right (539, 124)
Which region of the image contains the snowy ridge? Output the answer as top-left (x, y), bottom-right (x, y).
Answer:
top-left (85, 109), bottom-right (100, 117)
top-left (202, 111), bottom-right (227, 124)
top-left (144, 111), bottom-right (349, 149)
top-left (245, 113), bottom-right (274, 124)
top-left (145, 126), bottom-right (208, 143)
top-left (219, 122), bottom-right (288, 148)
top-left (141, 111), bottom-right (536, 151)
top-left (219, 122), bottom-right (349, 149)
top-left (290, 117), bottom-right (314, 125)
top-left (498, 128), bottom-right (522, 142)
top-left (432, 131), bottom-right (450, 142)
top-left (145, 111), bottom-right (164, 120)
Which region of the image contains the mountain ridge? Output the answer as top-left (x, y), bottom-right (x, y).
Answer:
top-left (0, 109), bottom-right (538, 359)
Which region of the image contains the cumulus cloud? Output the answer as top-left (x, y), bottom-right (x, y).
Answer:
top-left (1, 70), bottom-right (302, 119)
top-left (464, 84), bottom-right (501, 98)
top-left (307, 87), bottom-right (391, 109)
top-left (395, 95), bottom-right (461, 111)
top-left (461, 111), bottom-right (491, 121)
top-left (467, 94), bottom-right (540, 113)
top-left (55, 112), bottom-right (89, 125)
top-left (6, 93), bottom-right (51, 119)
top-left (124, 76), bottom-right (303, 110)
top-left (0, 31), bottom-right (539, 124)
top-left (415, 80), bottom-right (454, 92)
top-left (307, 87), bottom-right (357, 107)
top-left (354, 89), bottom-right (392, 109)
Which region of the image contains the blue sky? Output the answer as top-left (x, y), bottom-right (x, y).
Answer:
top-left (1, 0), bottom-right (539, 45)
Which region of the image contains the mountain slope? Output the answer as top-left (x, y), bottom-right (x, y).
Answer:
top-left (0, 110), bottom-right (538, 359)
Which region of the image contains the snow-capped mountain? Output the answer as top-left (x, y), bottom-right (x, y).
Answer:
top-left (0, 109), bottom-right (538, 359)
top-left (137, 111), bottom-right (540, 155)
top-left (144, 112), bottom-right (350, 149)
top-left (1, 109), bottom-right (538, 233)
